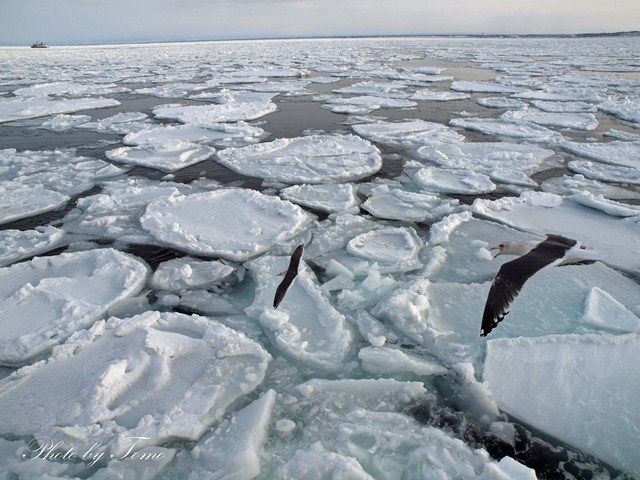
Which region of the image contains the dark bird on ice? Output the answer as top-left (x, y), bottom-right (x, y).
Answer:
top-left (481, 234), bottom-right (601, 337)
top-left (273, 244), bottom-right (304, 309)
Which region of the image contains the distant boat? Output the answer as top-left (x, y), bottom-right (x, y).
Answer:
top-left (31, 41), bottom-right (49, 48)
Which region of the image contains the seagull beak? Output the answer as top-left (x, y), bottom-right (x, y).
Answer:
top-left (489, 246), bottom-right (501, 259)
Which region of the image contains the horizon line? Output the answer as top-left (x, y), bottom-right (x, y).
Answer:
top-left (3, 30), bottom-right (640, 48)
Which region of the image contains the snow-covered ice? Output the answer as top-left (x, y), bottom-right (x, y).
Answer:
top-left (353, 119), bottom-right (465, 147)
top-left (0, 310), bottom-right (271, 461)
top-left (472, 191), bottom-right (640, 271)
top-left (153, 92), bottom-right (278, 124)
top-left (244, 252), bottom-right (352, 370)
top-left (280, 183), bottom-right (358, 213)
top-left (0, 226), bottom-right (67, 267)
top-left (362, 183), bottom-right (459, 222)
top-left (215, 134), bottom-right (382, 184)
top-left (500, 108), bottom-right (599, 131)
top-left (567, 159), bottom-right (640, 185)
top-left (561, 140), bottom-right (640, 169)
top-left (449, 117), bottom-right (562, 142)
top-left (141, 188), bottom-right (312, 260)
top-left (413, 166), bottom-right (496, 194)
top-left (0, 97), bottom-right (120, 124)
top-left (0, 248), bottom-right (149, 365)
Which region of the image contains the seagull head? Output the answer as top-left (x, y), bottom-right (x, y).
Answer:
top-left (489, 243), bottom-right (506, 259)
top-left (489, 241), bottom-right (536, 259)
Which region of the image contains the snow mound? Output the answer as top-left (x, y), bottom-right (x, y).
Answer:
top-left (413, 166), bottom-right (496, 194)
top-left (244, 253), bottom-right (352, 370)
top-left (0, 248), bottom-right (149, 365)
top-left (141, 189), bottom-right (311, 261)
top-left (280, 183), bottom-right (358, 213)
top-left (483, 333), bottom-right (640, 477)
top-left (0, 311), bottom-right (271, 460)
top-left (216, 134), bottom-right (381, 184)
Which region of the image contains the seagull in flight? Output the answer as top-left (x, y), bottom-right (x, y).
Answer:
top-left (481, 234), bottom-right (601, 337)
top-left (273, 244), bottom-right (304, 309)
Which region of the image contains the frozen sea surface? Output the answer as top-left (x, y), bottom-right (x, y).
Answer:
top-left (1, 36), bottom-right (639, 479)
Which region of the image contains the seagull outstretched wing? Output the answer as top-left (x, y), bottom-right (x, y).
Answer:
top-left (273, 244), bottom-right (304, 309)
top-left (481, 235), bottom-right (577, 337)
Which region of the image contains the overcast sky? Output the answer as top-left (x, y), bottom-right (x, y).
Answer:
top-left (1, 0), bottom-right (638, 45)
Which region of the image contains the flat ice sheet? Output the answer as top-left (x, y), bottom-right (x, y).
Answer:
top-left (562, 140), bottom-right (640, 169)
top-left (153, 94), bottom-right (277, 124)
top-left (280, 184), bottom-right (358, 213)
top-left (215, 134), bottom-right (381, 184)
top-left (0, 97), bottom-right (120, 124)
top-left (483, 333), bottom-right (640, 476)
top-left (416, 141), bottom-right (554, 175)
top-left (0, 248), bottom-right (149, 365)
top-left (141, 188), bottom-right (311, 261)
top-left (413, 167), bottom-right (495, 194)
top-left (107, 143), bottom-right (215, 172)
top-left (567, 160), bottom-right (640, 185)
top-left (123, 122), bottom-right (264, 149)
top-left (353, 119), bottom-right (465, 147)
top-left (449, 118), bottom-right (562, 142)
